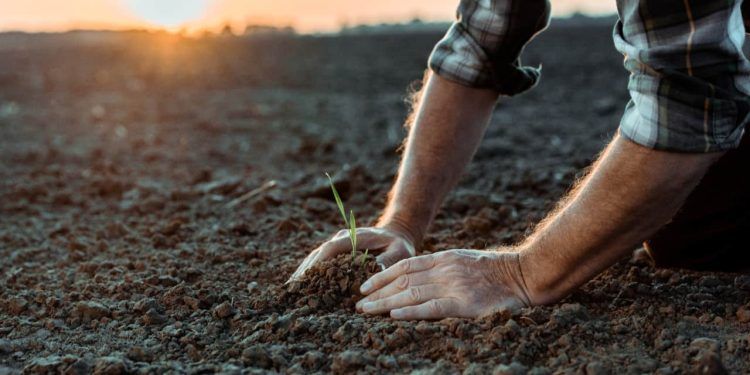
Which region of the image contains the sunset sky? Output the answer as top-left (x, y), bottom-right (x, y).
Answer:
top-left (0, 0), bottom-right (616, 33)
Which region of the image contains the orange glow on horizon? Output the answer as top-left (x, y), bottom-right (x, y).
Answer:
top-left (0, 0), bottom-right (616, 34)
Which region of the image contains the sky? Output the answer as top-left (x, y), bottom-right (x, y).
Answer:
top-left (0, 0), bottom-right (617, 33)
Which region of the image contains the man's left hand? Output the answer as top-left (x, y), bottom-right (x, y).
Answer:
top-left (356, 249), bottom-right (533, 319)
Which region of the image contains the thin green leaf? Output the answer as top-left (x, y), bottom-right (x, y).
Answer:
top-left (326, 173), bottom-right (348, 227)
top-left (361, 248), bottom-right (369, 267)
top-left (349, 209), bottom-right (357, 257)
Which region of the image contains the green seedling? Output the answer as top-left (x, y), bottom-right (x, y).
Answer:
top-left (326, 172), bottom-right (371, 269)
top-left (326, 173), bottom-right (357, 261)
top-left (359, 248), bottom-right (369, 267)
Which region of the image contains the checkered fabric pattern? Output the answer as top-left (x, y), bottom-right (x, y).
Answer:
top-left (615, 0), bottom-right (750, 152)
top-left (428, 0), bottom-right (551, 96)
top-left (429, 0), bottom-right (750, 152)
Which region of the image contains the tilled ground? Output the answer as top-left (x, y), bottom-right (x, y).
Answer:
top-left (1, 22), bottom-right (750, 374)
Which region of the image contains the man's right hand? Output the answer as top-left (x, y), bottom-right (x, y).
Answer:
top-left (286, 225), bottom-right (416, 283)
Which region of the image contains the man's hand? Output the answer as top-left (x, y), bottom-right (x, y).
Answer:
top-left (287, 225), bottom-right (415, 282)
top-left (288, 74), bottom-right (498, 284)
top-left (356, 249), bottom-right (532, 319)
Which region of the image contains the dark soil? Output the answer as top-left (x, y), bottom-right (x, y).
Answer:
top-left (278, 252), bottom-right (380, 312)
top-left (1, 22), bottom-right (750, 374)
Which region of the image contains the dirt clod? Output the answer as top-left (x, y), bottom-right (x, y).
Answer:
top-left (213, 301), bottom-right (236, 319)
top-left (73, 301), bottom-right (111, 321)
top-left (280, 252), bottom-right (379, 312)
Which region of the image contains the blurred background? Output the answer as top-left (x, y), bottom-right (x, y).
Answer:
top-left (1, 0), bottom-right (615, 33)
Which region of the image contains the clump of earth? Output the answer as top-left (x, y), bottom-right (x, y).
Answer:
top-left (281, 252), bottom-right (380, 311)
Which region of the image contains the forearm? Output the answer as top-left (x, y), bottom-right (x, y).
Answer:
top-left (378, 73), bottom-right (499, 244)
top-left (519, 134), bottom-right (723, 304)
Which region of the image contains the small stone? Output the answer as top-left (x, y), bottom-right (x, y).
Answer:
top-left (584, 361), bottom-right (609, 375)
top-left (464, 363), bottom-right (492, 375)
top-left (377, 355), bottom-right (398, 369)
top-left (24, 356), bottom-right (64, 373)
top-left (142, 308), bottom-right (167, 326)
top-left (74, 301), bottom-right (111, 320)
top-left (242, 345), bottom-right (272, 369)
top-left (736, 304), bottom-right (750, 323)
top-left (213, 302), bottom-right (235, 319)
top-left (92, 356), bottom-right (129, 375)
top-left (630, 357), bottom-right (658, 373)
top-left (331, 350), bottom-right (374, 373)
top-left (332, 321), bottom-right (356, 343)
top-left (133, 298), bottom-right (159, 313)
top-left (6, 297), bottom-right (28, 314)
top-left (493, 362), bottom-right (528, 375)
top-left (301, 351), bottom-right (326, 370)
top-left (157, 275), bottom-right (180, 287)
top-left (126, 346), bottom-right (150, 362)
top-left (183, 296), bottom-right (201, 311)
top-left (550, 303), bottom-right (589, 326)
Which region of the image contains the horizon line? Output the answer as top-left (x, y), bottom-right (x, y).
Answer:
top-left (0, 12), bottom-right (618, 36)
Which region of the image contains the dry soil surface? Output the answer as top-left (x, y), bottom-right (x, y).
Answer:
top-left (1, 22), bottom-right (750, 374)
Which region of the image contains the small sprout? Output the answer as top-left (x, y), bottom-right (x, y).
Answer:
top-left (349, 210), bottom-right (357, 260)
top-left (326, 173), bottom-right (348, 226)
top-left (360, 248), bottom-right (369, 268)
top-left (326, 172), bottom-right (358, 261)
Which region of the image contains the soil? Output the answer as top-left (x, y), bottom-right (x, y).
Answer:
top-left (277, 252), bottom-right (380, 312)
top-left (1, 21), bottom-right (750, 374)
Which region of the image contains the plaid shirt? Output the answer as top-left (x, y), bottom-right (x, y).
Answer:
top-left (429, 0), bottom-right (750, 152)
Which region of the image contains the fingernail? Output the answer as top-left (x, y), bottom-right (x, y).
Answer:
top-left (361, 302), bottom-right (374, 312)
top-left (355, 300), bottom-right (365, 310)
top-left (391, 309), bottom-right (404, 319)
top-left (360, 280), bottom-right (372, 294)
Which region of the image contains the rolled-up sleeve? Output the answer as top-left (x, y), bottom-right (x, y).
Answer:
top-left (428, 0), bottom-right (551, 96)
top-left (614, 0), bottom-right (750, 152)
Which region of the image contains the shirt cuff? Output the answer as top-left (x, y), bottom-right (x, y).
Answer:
top-left (428, 22), bottom-right (543, 96)
top-left (618, 93), bottom-right (748, 153)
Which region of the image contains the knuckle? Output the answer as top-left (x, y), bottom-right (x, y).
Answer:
top-left (443, 251), bottom-right (460, 261)
top-left (398, 259), bottom-right (411, 273)
top-left (335, 229), bottom-right (349, 238)
top-left (408, 287), bottom-right (421, 303)
top-left (396, 275), bottom-right (410, 290)
top-left (428, 300), bottom-right (443, 315)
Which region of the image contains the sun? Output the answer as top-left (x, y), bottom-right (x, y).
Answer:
top-left (122, 0), bottom-right (212, 28)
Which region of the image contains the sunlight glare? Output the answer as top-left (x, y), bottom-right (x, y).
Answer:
top-left (122, 0), bottom-right (212, 28)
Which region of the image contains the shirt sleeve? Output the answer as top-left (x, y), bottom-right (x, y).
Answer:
top-left (614, 0), bottom-right (750, 152)
top-left (428, 0), bottom-right (551, 96)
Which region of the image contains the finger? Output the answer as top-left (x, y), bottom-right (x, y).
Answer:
top-left (390, 298), bottom-right (460, 320)
top-left (288, 228), bottom-right (402, 283)
top-left (356, 270), bottom-right (436, 310)
top-left (359, 284), bottom-right (442, 315)
top-left (360, 254), bottom-right (437, 295)
top-left (286, 248), bottom-right (320, 283)
top-left (287, 238), bottom-right (348, 282)
top-left (375, 240), bottom-right (414, 269)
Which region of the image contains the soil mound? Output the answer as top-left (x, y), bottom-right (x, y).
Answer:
top-left (280, 252), bottom-right (380, 311)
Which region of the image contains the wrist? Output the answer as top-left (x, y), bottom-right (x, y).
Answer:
top-left (517, 244), bottom-right (568, 305)
top-left (376, 215), bottom-right (423, 248)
